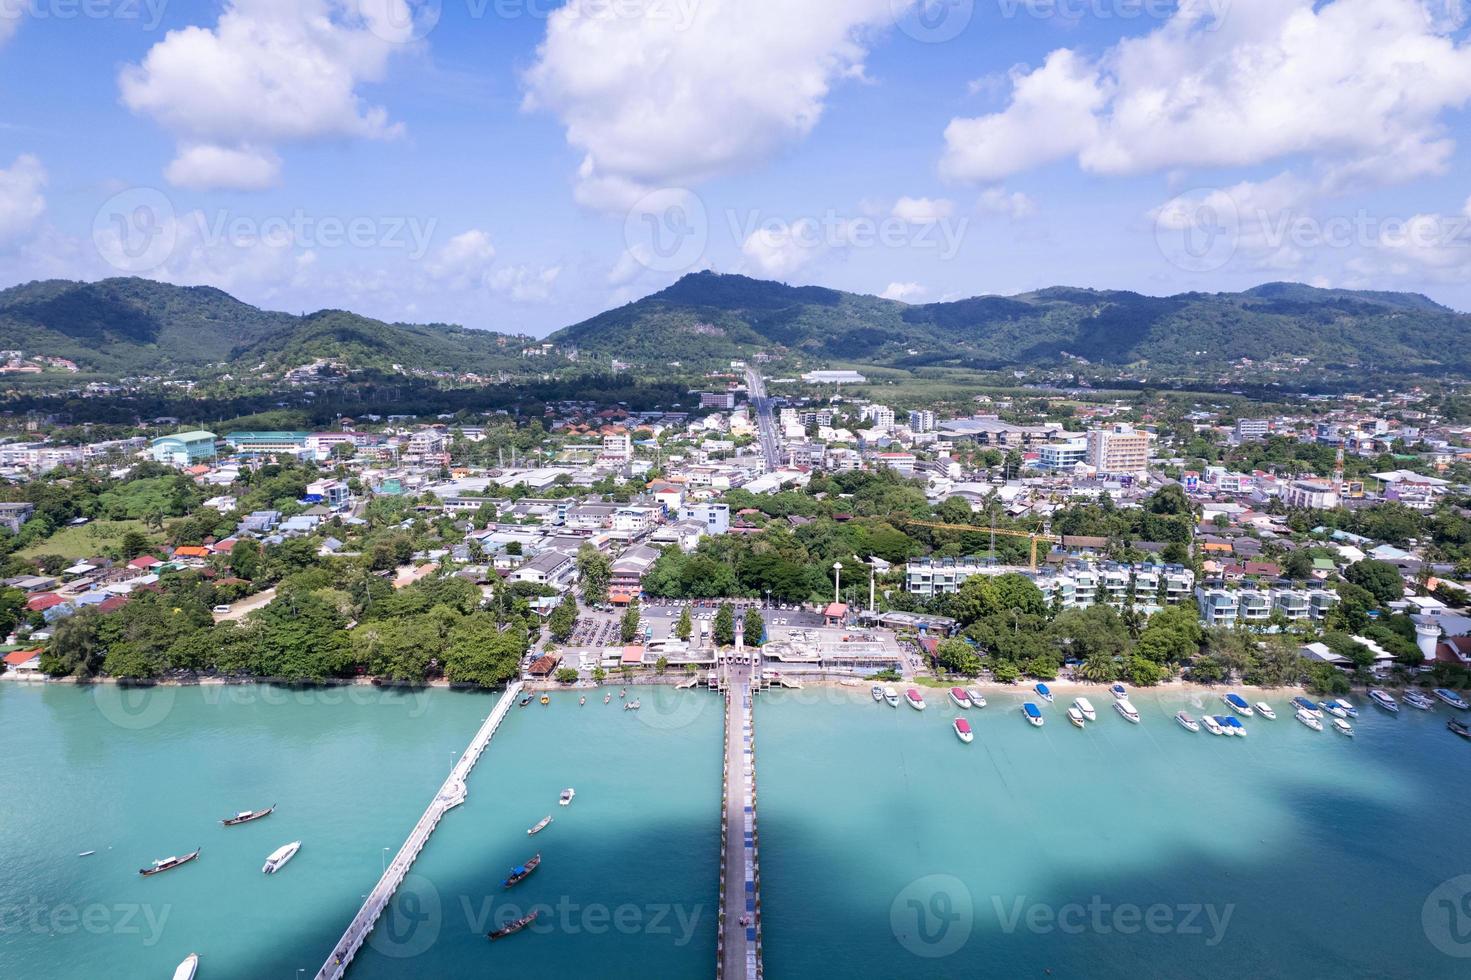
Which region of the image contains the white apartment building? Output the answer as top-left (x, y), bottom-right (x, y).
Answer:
top-left (907, 410), bottom-right (936, 433)
top-left (679, 502), bottom-right (730, 535)
top-left (1281, 480), bottom-right (1340, 510)
top-left (1036, 438), bottom-right (1088, 472)
top-left (1086, 424), bottom-right (1151, 475)
top-left (601, 433), bottom-right (632, 460)
top-left (861, 405), bottom-right (896, 428)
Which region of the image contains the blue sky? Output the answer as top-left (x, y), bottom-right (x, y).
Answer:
top-left (3, 0), bottom-right (1471, 337)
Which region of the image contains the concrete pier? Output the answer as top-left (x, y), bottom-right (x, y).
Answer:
top-left (717, 662), bottom-right (762, 979)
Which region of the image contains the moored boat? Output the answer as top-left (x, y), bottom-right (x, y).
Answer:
top-left (1110, 683), bottom-right (1128, 700)
top-left (624, 699), bottom-right (641, 711)
top-left (1290, 696), bottom-right (1321, 717)
top-left (871, 684), bottom-right (884, 702)
top-left (173, 953), bottom-right (199, 980)
top-left (1067, 706), bottom-right (1085, 729)
top-left (1403, 691), bottom-right (1435, 710)
top-left (905, 688), bottom-right (927, 711)
top-left (949, 687), bottom-right (973, 709)
top-left (1114, 698), bottom-right (1141, 724)
top-left (1034, 682), bottom-right (1054, 703)
top-left (503, 852), bottom-right (541, 888)
top-left (539, 694), bottom-right (550, 706)
top-left (1073, 697), bottom-right (1097, 722)
top-left (1332, 698), bottom-right (1358, 718)
top-left (1369, 689), bottom-right (1399, 713)
top-left (559, 787), bottom-right (575, 806)
top-left (1254, 702), bottom-right (1276, 720)
top-left (965, 686), bottom-right (987, 708)
top-left (579, 696), bottom-right (586, 706)
top-left (1331, 717), bottom-right (1354, 737)
top-left (1022, 702), bottom-right (1044, 727)
top-left (261, 840), bottom-right (301, 875)
top-left (953, 717), bottom-right (974, 743)
top-left (139, 848), bottom-right (200, 877)
top-left (1295, 707), bottom-right (1324, 732)
top-left (883, 686), bottom-right (900, 707)
top-left (488, 909), bottom-right (539, 940)
top-left (603, 693), bottom-right (611, 704)
top-left (1320, 701), bottom-right (1349, 720)
top-left (221, 803), bottom-right (275, 826)
top-left (518, 694), bottom-right (532, 707)
top-left (1224, 693), bottom-right (1253, 716)
top-left (1175, 711), bottom-right (1201, 733)
top-left (1220, 715), bottom-right (1247, 736)
top-left (527, 815), bottom-right (552, 835)
top-left (1448, 719), bottom-right (1471, 740)
top-left (1434, 688), bottom-right (1470, 710)
top-left (1201, 714), bottom-right (1225, 735)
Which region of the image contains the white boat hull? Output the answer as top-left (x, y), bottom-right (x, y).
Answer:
top-left (173, 953), bottom-right (199, 980)
top-left (262, 841), bottom-right (300, 875)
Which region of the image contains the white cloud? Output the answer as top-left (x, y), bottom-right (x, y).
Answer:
top-left (0, 154), bottom-right (46, 246)
top-left (942, 0), bottom-right (1471, 188)
top-left (489, 264), bottom-right (561, 303)
top-left (740, 218), bottom-right (831, 278)
top-left (880, 281), bottom-right (924, 302)
top-left (891, 196), bottom-right (954, 223)
top-left (524, 0), bottom-right (896, 210)
top-left (0, 4), bottom-right (22, 47)
top-left (976, 188), bottom-right (1036, 220)
top-left (120, 0), bottom-right (414, 190)
top-left (425, 229), bottom-right (497, 289)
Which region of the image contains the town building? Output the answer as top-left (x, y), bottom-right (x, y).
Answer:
top-left (149, 430), bottom-right (218, 467)
top-left (1086, 424), bottom-right (1151, 476)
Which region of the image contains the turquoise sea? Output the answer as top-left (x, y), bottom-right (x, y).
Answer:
top-left (2, 680), bottom-right (1469, 978)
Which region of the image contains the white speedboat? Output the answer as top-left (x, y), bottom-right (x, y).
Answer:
top-left (871, 684), bottom-right (884, 702)
top-left (1224, 693), bottom-right (1253, 716)
top-left (1201, 714), bottom-right (1225, 735)
top-left (1290, 696), bottom-right (1322, 717)
top-left (173, 953), bottom-right (199, 980)
top-left (1403, 691), bottom-right (1435, 710)
top-left (883, 686), bottom-right (900, 707)
top-left (1114, 699), bottom-right (1141, 724)
top-left (1295, 708), bottom-right (1324, 732)
top-left (953, 717), bottom-right (974, 743)
top-left (1219, 716), bottom-right (1247, 737)
top-left (1369, 689), bottom-right (1399, 713)
top-left (1255, 702), bottom-right (1276, 720)
top-left (1034, 682), bottom-right (1055, 703)
top-left (262, 840), bottom-right (300, 875)
top-left (1332, 717), bottom-right (1355, 737)
top-left (905, 688), bottom-right (927, 711)
top-left (1175, 711), bottom-right (1201, 733)
top-left (1073, 697), bottom-right (1097, 722)
top-left (1320, 701), bottom-right (1349, 720)
top-left (949, 687), bottom-right (973, 709)
top-left (1332, 698), bottom-right (1358, 718)
top-left (1022, 702), bottom-right (1044, 727)
top-left (1066, 706), bottom-right (1086, 729)
top-left (965, 686), bottom-right (987, 708)
top-left (559, 787), bottom-right (575, 806)
top-left (1110, 683), bottom-right (1128, 700)
top-left (1434, 688), bottom-right (1470, 710)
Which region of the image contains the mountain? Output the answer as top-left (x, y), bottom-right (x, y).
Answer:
top-left (0, 278), bottom-right (528, 376)
top-left (551, 271), bottom-right (1471, 378)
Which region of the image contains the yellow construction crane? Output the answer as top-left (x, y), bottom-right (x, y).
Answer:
top-left (895, 518), bottom-right (1061, 572)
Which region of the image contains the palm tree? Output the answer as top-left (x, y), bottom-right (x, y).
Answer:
top-left (1076, 655), bottom-right (1119, 683)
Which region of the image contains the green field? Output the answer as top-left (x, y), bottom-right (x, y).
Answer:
top-left (18, 520), bottom-right (158, 560)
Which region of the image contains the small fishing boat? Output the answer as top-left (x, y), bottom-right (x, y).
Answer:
top-left (503, 852), bottom-right (542, 888)
top-left (221, 803), bottom-right (275, 826)
top-left (1403, 691), bottom-right (1435, 710)
top-left (1220, 715), bottom-right (1247, 737)
top-left (579, 696), bottom-right (586, 706)
top-left (624, 699), bottom-right (641, 711)
top-left (1332, 698), bottom-right (1358, 718)
top-left (262, 840), bottom-right (301, 875)
top-left (1034, 682), bottom-right (1055, 703)
top-left (1066, 706), bottom-right (1085, 729)
top-left (1201, 714), bottom-right (1225, 735)
top-left (619, 688), bottom-right (627, 699)
top-left (1290, 696), bottom-right (1321, 717)
top-left (1223, 693), bottom-right (1253, 716)
top-left (139, 848), bottom-right (200, 877)
top-left (1448, 719), bottom-right (1471, 740)
top-left (1319, 701), bottom-right (1349, 720)
top-left (1110, 683), bottom-right (1128, 700)
top-left (905, 688), bottom-right (927, 711)
top-left (77, 850), bottom-right (95, 858)
top-left (488, 909), bottom-right (539, 941)
top-left (1255, 702), bottom-right (1276, 720)
top-left (871, 684), bottom-right (884, 702)
top-left (603, 693), bottom-right (611, 704)
top-left (173, 953), bottom-right (199, 980)
top-left (1369, 689), bottom-right (1399, 713)
top-left (953, 717), bottom-right (974, 743)
top-left (539, 694), bottom-right (550, 706)
top-left (1022, 702), bottom-right (1044, 727)
top-left (1073, 697), bottom-right (1097, 722)
top-left (949, 687), bottom-right (973, 709)
top-left (1331, 717), bottom-right (1354, 737)
top-left (527, 815), bottom-right (552, 835)
top-left (1295, 707), bottom-right (1324, 732)
top-left (965, 686), bottom-right (987, 708)
top-left (1175, 711), bottom-right (1201, 733)
top-left (1433, 688), bottom-right (1470, 710)
top-left (1114, 699), bottom-right (1141, 724)
top-left (518, 695), bottom-right (532, 707)
top-left (559, 788), bottom-right (575, 806)
top-left (883, 686), bottom-right (900, 707)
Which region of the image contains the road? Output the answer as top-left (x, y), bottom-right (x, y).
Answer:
top-left (745, 367), bottom-right (781, 473)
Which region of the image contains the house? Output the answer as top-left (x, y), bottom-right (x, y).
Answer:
top-left (528, 653), bottom-right (562, 678)
top-left (2, 648), bottom-right (42, 675)
top-left (172, 545), bottom-right (211, 561)
top-left (149, 430), bottom-right (218, 467)
top-left (610, 545), bottom-right (662, 594)
top-left (306, 479), bottom-right (350, 510)
top-left (508, 551), bottom-right (577, 590)
top-left (823, 602), bottom-right (849, 626)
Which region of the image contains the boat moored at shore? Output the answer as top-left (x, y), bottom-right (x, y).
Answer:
top-left (871, 685), bottom-right (884, 702)
top-left (1320, 701), bottom-right (1349, 720)
top-left (1449, 719), bottom-right (1471, 740)
top-left (1403, 691), bottom-right (1435, 710)
top-left (965, 686), bottom-right (987, 708)
top-left (1332, 698), bottom-right (1358, 717)
top-left (1296, 708), bottom-right (1324, 731)
top-left (1201, 714), bottom-right (1225, 735)
top-left (1224, 693), bottom-right (1253, 716)
top-left (1110, 683), bottom-right (1128, 700)
top-left (1220, 715), bottom-right (1247, 736)
top-left (1034, 683), bottom-right (1054, 703)
top-left (1114, 699), bottom-right (1141, 724)
top-left (883, 686), bottom-right (900, 707)
top-left (1176, 711), bottom-right (1201, 732)
top-left (949, 687), bottom-right (973, 709)
top-left (1434, 689), bottom-right (1469, 710)
top-left (1331, 717), bottom-right (1355, 737)
top-left (1255, 702), bottom-right (1277, 720)
top-left (1073, 697), bottom-right (1097, 722)
top-left (1369, 689), bottom-right (1399, 713)
top-left (1022, 702), bottom-right (1044, 727)
top-left (262, 840), bottom-right (300, 875)
top-left (1290, 696), bottom-right (1322, 717)
top-left (953, 717), bottom-right (974, 743)
top-left (1067, 706), bottom-right (1085, 729)
top-left (905, 688), bottom-right (927, 711)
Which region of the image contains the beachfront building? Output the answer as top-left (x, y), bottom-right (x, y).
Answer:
top-left (149, 430), bottom-right (218, 467)
top-left (904, 558), bottom-right (1195, 614)
top-left (225, 431), bottom-right (310, 457)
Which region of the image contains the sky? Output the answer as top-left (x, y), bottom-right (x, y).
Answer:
top-left (3, 0), bottom-right (1471, 338)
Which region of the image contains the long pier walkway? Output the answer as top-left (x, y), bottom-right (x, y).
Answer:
top-left (316, 680), bottom-right (524, 978)
top-left (717, 660), bottom-right (762, 979)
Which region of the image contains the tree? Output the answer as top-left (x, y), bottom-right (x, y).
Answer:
top-left (43, 608), bottom-right (106, 678)
top-left (991, 660), bottom-right (1020, 683)
top-left (119, 530), bottom-right (152, 560)
top-left (620, 599), bottom-right (641, 644)
top-left (0, 586), bottom-right (24, 640)
top-left (1134, 605), bottom-right (1204, 664)
top-left (1126, 656), bottom-right (1166, 686)
top-left (229, 540), bottom-right (262, 581)
top-left (577, 545), bottom-right (611, 605)
top-left (444, 615), bottom-right (525, 687)
top-left (1281, 549), bottom-right (1314, 582)
top-left (592, 666), bottom-right (607, 683)
top-left (742, 607), bottom-right (765, 646)
top-left (549, 593), bottom-right (578, 642)
top-left (1343, 559), bottom-right (1405, 605)
top-left (675, 606), bottom-right (693, 641)
top-left (1075, 653), bottom-right (1120, 683)
top-left (713, 603), bottom-right (735, 646)
top-left (554, 666), bottom-right (578, 684)
top-left (934, 638), bottom-right (982, 676)
top-left (655, 655), bottom-right (669, 675)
